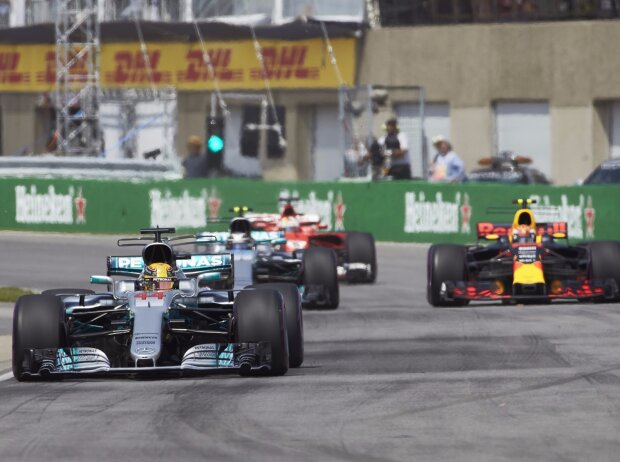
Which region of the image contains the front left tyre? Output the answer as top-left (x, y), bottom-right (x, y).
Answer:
top-left (234, 289), bottom-right (289, 376)
top-left (13, 294), bottom-right (67, 381)
top-left (588, 241), bottom-right (620, 301)
top-left (250, 283), bottom-right (303, 368)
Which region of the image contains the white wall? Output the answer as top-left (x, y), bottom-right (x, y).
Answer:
top-left (495, 101), bottom-right (551, 177)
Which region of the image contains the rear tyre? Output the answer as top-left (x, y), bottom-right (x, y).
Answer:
top-left (13, 295), bottom-right (66, 381)
top-left (303, 247), bottom-right (339, 310)
top-left (588, 241), bottom-right (620, 301)
top-left (234, 289), bottom-right (289, 376)
top-left (42, 288), bottom-right (95, 297)
top-left (346, 232), bottom-right (377, 283)
top-left (427, 244), bottom-right (469, 307)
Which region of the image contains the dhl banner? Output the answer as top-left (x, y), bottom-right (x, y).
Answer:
top-left (0, 38), bottom-right (356, 92)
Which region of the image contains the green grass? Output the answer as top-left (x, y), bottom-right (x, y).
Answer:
top-left (0, 287), bottom-right (34, 303)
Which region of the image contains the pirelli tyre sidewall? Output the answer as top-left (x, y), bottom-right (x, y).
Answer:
top-left (587, 241), bottom-right (620, 301)
top-left (234, 289), bottom-right (289, 376)
top-left (345, 232), bottom-right (377, 283)
top-left (427, 244), bottom-right (469, 307)
top-left (13, 294), bottom-right (67, 381)
top-left (303, 247), bottom-right (340, 310)
top-left (251, 283), bottom-right (303, 368)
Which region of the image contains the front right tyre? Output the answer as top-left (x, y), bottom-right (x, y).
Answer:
top-left (427, 244), bottom-right (469, 307)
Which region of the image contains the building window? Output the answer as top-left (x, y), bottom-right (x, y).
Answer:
top-left (494, 101), bottom-right (551, 177)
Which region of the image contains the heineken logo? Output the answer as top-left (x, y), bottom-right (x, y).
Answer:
top-left (404, 191), bottom-right (468, 234)
top-left (15, 185), bottom-right (86, 225)
top-left (150, 189), bottom-right (208, 229)
top-left (529, 194), bottom-right (595, 240)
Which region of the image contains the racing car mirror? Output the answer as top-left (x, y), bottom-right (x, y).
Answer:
top-left (90, 275), bottom-right (113, 286)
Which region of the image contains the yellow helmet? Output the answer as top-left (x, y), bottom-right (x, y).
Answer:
top-left (143, 262), bottom-right (176, 291)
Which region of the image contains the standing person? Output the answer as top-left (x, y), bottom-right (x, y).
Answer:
top-left (182, 135), bottom-right (208, 178)
top-left (429, 135), bottom-right (465, 183)
top-left (378, 118), bottom-right (411, 180)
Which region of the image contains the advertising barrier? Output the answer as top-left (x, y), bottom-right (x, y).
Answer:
top-left (0, 177), bottom-right (617, 243)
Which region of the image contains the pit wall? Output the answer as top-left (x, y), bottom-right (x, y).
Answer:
top-left (1, 178), bottom-right (617, 243)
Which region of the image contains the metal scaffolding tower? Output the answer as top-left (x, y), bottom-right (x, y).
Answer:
top-left (55, 0), bottom-right (101, 156)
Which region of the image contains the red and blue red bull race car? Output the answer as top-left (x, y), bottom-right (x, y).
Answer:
top-left (427, 199), bottom-right (620, 306)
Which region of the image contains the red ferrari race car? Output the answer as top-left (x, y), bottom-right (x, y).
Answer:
top-left (248, 198), bottom-right (377, 283)
top-left (427, 199), bottom-right (620, 306)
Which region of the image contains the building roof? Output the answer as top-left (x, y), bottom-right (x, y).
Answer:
top-left (0, 18), bottom-right (364, 44)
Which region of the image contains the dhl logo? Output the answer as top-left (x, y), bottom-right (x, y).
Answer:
top-left (251, 46), bottom-right (319, 81)
top-left (0, 52), bottom-right (28, 84)
top-left (37, 51), bottom-right (90, 83)
top-left (177, 49), bottom-right (242, 83)
top-left (105, 51), bottom-right (172, 84)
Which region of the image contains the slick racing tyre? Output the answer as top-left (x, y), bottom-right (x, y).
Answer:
top-left (251, 283), bottom-right (303, 368)
top-left (346, 232), bottom-right (377, 284)
top-left (427, 244), bottom-right (469, 307)
top-left (303, 247), bottom-right (339, 310)
top-left (42, 289), bottom-right (95, 297)
top-left (234, 289), bottom-right (289, 376)
top-left (588, 241), bottom-right (620, 301)
top-left (13, 295), bottom-right (67, 381)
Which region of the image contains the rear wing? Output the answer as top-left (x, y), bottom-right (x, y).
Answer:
top-left (476, 222), bottom-right (568, 239)
top-left (107, 253), bottom-right (233, 278)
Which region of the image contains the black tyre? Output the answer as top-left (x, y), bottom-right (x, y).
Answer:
top-left (42, 288), bottom-right (95, 297)
top-left (588, 241), bottom-right (620, 301)
top-left (234, 289), bottom-right (289, 376)
top-left (251, 283), bottom-right (303, 368)
top-left (427, 244), bottom-right (469, 307)
top-left (303, 247), bottom-right (339, 309)
top-left (346, 232), bottom-right (377, 283)
top-left (13, 295), bottom-right (66, 381)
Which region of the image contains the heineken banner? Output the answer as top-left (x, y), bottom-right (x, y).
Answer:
top-left (0, 177), bottom-right (618, 243)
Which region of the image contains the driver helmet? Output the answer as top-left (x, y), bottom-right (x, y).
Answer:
top-left (143, 262), bottom-right (177, 291)
top-left (280, 215), bottom-right (299, 231)
top-left (512, 224), bottom-right (536, 244)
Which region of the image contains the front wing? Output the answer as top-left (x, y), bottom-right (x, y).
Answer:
top-left (441, 279), bottom-right (618, 302)
top-left (19, 343), bottom-right (272, 379)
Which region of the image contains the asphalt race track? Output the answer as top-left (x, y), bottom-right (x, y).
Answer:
top-left (1, 232), bottom-right (620, 461)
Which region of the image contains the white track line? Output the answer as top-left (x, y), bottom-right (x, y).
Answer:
top-left (0, 371), bottom-right (13, 382)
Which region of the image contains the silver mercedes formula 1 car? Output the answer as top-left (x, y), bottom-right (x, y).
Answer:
top-left (12, 228), bottom-right (303, 381)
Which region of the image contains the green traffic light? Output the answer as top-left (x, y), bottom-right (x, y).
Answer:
top-left (208, 135), bottom-right (224, 153)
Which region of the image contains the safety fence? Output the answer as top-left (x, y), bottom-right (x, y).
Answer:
top-left (0, 177), bottom-right (617, 243)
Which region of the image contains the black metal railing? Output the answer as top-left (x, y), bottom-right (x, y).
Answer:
top-left (378, 0), bottom-right (620, 26)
